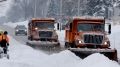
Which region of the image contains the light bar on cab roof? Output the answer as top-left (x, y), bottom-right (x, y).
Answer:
top-left (31, 18), bottom-right (55, 20)
top-left (72, 16), bottom-right (105, 20)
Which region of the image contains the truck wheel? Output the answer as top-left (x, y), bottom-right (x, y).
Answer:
top-left (15, 33), bottom-right (18, 36)
top-left (54, 43), bottom-right (60, 48)
top-left (30, 37), bottom-right (33, 41)
top-left (28, 36), bottom-right (33, 41)
top-left (25, 33), bottom-right (27, 36)
top-left (54, 42), bottom-right (60, 46)
top-left (65, 42), bottom-right (70, 48)
top-left (70, 42), bottom-right (76, 48)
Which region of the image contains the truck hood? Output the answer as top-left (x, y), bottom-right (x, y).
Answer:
top-left (78, 31), bottom-right (105, 36)
top-left (38, 29), bottom-right (55, 31)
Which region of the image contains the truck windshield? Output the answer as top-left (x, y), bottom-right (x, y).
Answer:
top-left (77, 23), bottom-right (104, 32)
top-left (35, 22), bottom-right (55, 29)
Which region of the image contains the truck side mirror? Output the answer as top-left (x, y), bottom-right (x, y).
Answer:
top-left (57, 23), bottom-right (59, 30)
top-left (70, 23), bottom-right (72, 32)
top-left (108, 24), bottom-right (111, 34)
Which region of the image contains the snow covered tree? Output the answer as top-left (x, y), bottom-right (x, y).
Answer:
top-left (62, 0), bottom-right (78, 17)
top-left (4, 0), bottom-right (116, 22)
top-left (86, 0), bottom-right (113, 18)
top-left (47, 0), bottom-right (59, 18)
top-left (6, 0), bottom-right (49, 22)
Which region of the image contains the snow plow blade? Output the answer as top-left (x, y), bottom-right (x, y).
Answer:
top-left (68, 48), bottom-right (118, 61)
top-left (26, 41), bottom-right (60, 47)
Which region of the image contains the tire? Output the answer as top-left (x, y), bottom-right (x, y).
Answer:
top-left (65, 42), bottom-right (70, 48)
top-left (25, 33), bottom-right (27, 35)
top-left (15, 33), bottom-right (18, 36)
top-left (28, 36), bottom-right (33, 41)
top-left (70, 42), bottom-right (76, 48)
top-left (55, 42), bottom-right (60, 47)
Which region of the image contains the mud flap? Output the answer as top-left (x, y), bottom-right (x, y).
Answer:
top-left (68, 48), bottom-right (118, 61)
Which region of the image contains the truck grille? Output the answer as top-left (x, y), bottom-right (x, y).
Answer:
top-left (18, 30), bottom-right (26, 33)
top-left (39, 31), bottom-right (53, 38)
top-left (84, 34), bottom-right (103, 44)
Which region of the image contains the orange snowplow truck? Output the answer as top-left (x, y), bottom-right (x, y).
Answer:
top-left (65, 16), bottom-right (117, 61)
top-left (27, 18), bottom-right (59, 46)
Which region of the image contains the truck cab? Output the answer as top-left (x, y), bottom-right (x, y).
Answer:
top-left (65, 16), bottom-right (111, 48)
top-left (27, 18), bottom-right (59, 46)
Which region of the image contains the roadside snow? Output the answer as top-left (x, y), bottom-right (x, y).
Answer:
top-left (77, 53), bottom-right (119, 67)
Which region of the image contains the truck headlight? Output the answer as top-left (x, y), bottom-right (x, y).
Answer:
top-left (54, 35), bottom-right (58, 39)
top-left (104, 42), bottom-right (107, 45)
top-left (16, 30), bottom-right (19, 31)
top-left (25, 30), bottom-right (27, 32)
top-left (79, 40), bottom-right (82, 44)
top-left (35, 27), bottom-right (38, 30)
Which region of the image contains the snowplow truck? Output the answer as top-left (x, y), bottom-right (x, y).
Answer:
top-left (27, 18), bottom-right (59, 47)
top-left (65, 16), bottom-right (117, 61)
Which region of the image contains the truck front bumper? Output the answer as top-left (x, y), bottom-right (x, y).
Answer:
top-left (27, 40), bottom-right (59, 46)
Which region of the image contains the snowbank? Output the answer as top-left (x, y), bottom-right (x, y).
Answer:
top-left (40, 50), bottom-right (81, 67)
top-left (77, 53), bottom-right (119, 67)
